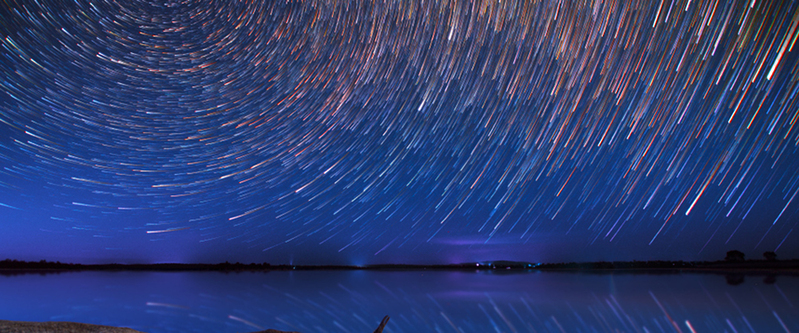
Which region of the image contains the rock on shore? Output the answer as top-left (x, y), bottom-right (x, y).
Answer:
top-left (0, 320), bottom-right (143, 333)
top-left (0, 316), bottom-right (387, 333)
top-left (0, 320), bottom-right (306, 333)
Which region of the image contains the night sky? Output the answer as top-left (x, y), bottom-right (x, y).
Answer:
top-left (1, 0), bottom-right (798, 265)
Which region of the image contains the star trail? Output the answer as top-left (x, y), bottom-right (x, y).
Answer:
top-left (1, 0), bottom-right (798, 264)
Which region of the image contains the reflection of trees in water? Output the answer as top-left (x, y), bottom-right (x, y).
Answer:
top-left (726, 274), bottom-right (745, 285)
top-left (724, 274), bottom-right (779, 285)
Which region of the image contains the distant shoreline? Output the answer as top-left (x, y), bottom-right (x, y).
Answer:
top-left (2, 258), bottom-right (798, 273)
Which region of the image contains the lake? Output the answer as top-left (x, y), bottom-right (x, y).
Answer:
top-left (1, 270), bottom-right (796, 332)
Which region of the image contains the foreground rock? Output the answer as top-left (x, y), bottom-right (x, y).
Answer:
top-left (0, 316), bottom-right (389, 333)
top-left (0, 320), bottom-right (143, 333)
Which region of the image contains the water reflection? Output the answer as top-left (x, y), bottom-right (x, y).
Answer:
top-left (0, 270), bottom-right (796, 332)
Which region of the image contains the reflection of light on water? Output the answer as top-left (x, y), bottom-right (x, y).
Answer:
top-left (685, 320), bottom-right (698, 333)
top-left (145, 227), bottom-right (189, 234)
top-left (145, 302), bottom-right (189, 309)
top-left (228, 315), bottom-right (263, 330)
top-left (1, 271), bottom-right (798, 332)
top-left (774, 312), bottom-right (791, 332)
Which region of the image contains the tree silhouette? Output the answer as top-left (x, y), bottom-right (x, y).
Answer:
top-left (763, 251), bottom-right (777, 261)
top-left (725, 250), bottom-right (745, 262)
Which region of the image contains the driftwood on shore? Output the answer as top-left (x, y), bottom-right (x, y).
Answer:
top-left (0, 316), bottom-right (389, 333)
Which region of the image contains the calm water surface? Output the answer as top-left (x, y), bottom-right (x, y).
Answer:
top-left (0, 270), bottom-right (796, 332)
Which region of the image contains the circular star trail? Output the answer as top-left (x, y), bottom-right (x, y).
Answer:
top-left (1, 0), bottom-right (798, 263)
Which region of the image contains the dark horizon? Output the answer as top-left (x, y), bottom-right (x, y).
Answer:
top-left (2, 248), bottom-right (795, 268)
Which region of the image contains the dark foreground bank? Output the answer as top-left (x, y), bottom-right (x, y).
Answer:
top-left (0, 320), bottom-right (292, 333)
top-left (0, 316), bottom-right (390, 333)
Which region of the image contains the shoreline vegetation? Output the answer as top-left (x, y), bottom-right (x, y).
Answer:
top-left (2, 258), bottom-right (798, 274)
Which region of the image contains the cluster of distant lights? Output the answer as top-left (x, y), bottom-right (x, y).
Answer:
top-left (475, 262), bottom-right (540, 269)
top-left (0, 0), bottom-right (797, 260)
